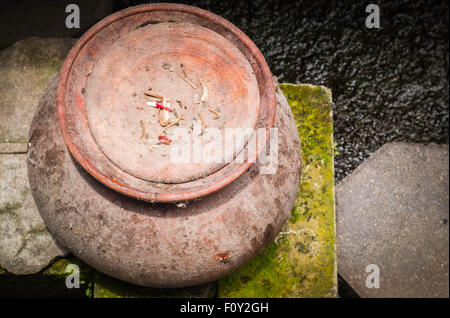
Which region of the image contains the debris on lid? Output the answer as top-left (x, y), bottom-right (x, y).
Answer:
top-left (200, 79), bottom-right (208, 103)
top-left (177, 72), bottom-right (197, 89)
top-left (147, 101), bottom-right (174, 112)
top-left (158, 135), bottom-right (172, 145)
top-left (162, 62), bottom-right (174, 72)
top-left (158, 109), bottom-right (170, 127)
top-left (139, 120), bottom-right (146, 139)
top-left (157, 97), bottom-right (172, 127)
top-left (144, 91), bottom-right (163, 99)
top-left (197, 112), bottom-right (207, 128)
top-left (141, 65), bottom-right (218, 147)
top-left (180, 63), bottom-right (187, 77)
top-left (162, 113), bottom-right (184, 134)
top-left (208, 107), bottom-right (220, 119)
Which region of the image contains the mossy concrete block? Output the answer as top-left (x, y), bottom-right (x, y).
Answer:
top-left (94, 272), bottom-right (216, 298)
top-left (217, 83), bottom-right (337, 298)
top-left (0, 153), bottom-right (68, 274)
top-left (0, 37), bottom-right (75, 143)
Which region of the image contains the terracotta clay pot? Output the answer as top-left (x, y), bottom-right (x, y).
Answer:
top-left (28, 77), bottom-right (301, 287)
top-left (28, 4), bottom-right (301, 288)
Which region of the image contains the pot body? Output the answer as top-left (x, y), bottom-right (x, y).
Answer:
top-left (28, 78), bottom-right (301, 287)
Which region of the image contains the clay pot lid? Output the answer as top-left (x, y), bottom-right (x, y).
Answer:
top-left (86, 21), bottom-right (260, 184)
top-left (57, 3), bottom-right (276, 202)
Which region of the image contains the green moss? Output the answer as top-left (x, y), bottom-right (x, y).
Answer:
top-left (44, 256), bottom-right (94, 281)
top-left (333, 142), bottom-right (340, 157)
top-left (217, 83), bottom-right (337, 298)
top-left (0, 267), bottom-right (6, 275)
top-left (43, 256), bottom-right (95, 297)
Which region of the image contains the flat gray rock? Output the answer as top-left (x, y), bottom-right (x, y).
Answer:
top-left (0, 143), bottom-right (28, 154)
top-left (337, 142), bottom-right (449, 297)
top-left (0, 37), bottom-right (76, 143)
top-left (0, 37), bottom-right (75, 274)
top-left (0, 153), bottom-right (68, 274)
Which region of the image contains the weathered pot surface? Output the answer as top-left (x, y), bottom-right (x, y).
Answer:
top-left (28, 77), bottom-right (301, 287)
top-left (57, 3), bottom-right (277, 203)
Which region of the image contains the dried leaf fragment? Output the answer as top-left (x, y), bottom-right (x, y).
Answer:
top-left (177, 72), bottom-right (196, 89)
top-left (139, 120), bottom-right (146, 139)
top-left (162, 113), bottom-right (184, 134)
top-left (197, 112), bottom-right (207, 128)
top-left (144, 92), bottom-right (164, 99)
top-left (208, 107), bottom-right (220, 119)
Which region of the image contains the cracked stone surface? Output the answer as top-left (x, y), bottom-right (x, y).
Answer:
top-left (0, 37), bottom-right (74, 274)
top-left (0, 153), bottom-right (68, 274)
top-left (337, 142), bottom-right (449, 298)
top-left (0, 37), bottom-right (76, 143)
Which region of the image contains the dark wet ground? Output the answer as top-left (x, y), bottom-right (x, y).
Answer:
top-left (117, 0), bottom-right (449, 181)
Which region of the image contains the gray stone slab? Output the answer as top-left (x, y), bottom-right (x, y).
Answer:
top-left (337, 142), bottom-right (449, 298)
top-left (0, 143), bottom-right (28, 154)
top-left (0, 37), bottom-right (76, 143)
top-left (0, 153), bottom-right (68, 274)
